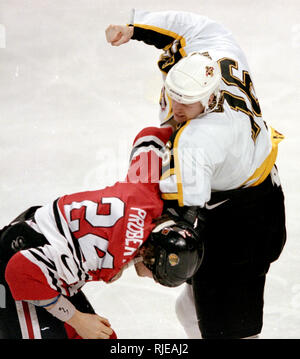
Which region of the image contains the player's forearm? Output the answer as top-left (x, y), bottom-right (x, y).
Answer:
top-left (106, 10), bottom-right (205, 50)
top-left (44, 294), bottom-right (76, 322)
top-left (131, 10), bottom-right (236, 57)
top-left (56, 302), bottom-right (114, 339)
top-left (26, 295), bottom-right (113, 339)
top-left (131, 9), bottom-right (189, 49)
top-left (126, 126), bottom-right (173, 184)
top-left (131, 10), bottom-right (209, 48)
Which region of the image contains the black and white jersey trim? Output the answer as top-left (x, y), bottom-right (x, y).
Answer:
top-left (129, 135), bottom-right (165, 163)
top-left (21, 201), bottom-right (90, 296)
top-left (52, 199), bottom-right (89, 283)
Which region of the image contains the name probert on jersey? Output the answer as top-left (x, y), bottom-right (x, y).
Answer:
top-left (124, 207), bottom-right (147, 259)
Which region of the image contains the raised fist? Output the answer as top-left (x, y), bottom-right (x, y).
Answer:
top-left (105, 24), bottom-right (133, 46)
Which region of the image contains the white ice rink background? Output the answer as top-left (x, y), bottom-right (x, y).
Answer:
top-left (0, 0), bottom-right (299, 339)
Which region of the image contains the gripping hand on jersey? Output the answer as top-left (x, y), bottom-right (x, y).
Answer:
top-left (105, 24), bottom-right (133, 46)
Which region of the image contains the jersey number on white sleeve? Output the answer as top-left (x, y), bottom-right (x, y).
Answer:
top-left (218, 57), bottom-right (262, 142)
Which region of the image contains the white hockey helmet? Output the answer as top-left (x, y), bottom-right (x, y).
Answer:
top-left (165, 52), bottom-right (221, 108)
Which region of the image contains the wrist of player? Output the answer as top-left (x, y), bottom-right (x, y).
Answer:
top-left (44, 295), bottom-right (76, 322)
top-left (44, 296), bottom-right (113, 339)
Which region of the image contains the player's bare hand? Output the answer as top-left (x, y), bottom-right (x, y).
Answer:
top-left (105, 24), bottom-right (133, 46)
top-left (67, 310), bottom-right (114, 339)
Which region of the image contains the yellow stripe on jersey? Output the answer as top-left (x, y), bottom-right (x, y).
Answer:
top-left (160, 168), bottom-right (175, 181)
top-left (161, 193), bottom-right (179, 201)
top-left (160, 122), bottom-right (190, 205)
top-left (243, 127), bottom-right (284, 187)
top-left (172, 121), bottom-right (191, 206)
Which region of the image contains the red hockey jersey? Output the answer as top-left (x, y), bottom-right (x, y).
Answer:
top-left (5, 126), bottom-right (172, 301)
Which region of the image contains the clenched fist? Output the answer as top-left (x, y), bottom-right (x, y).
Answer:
top-left (105, 24), bottom-right (134, 46)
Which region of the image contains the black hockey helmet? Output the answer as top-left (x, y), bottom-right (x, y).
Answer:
top-left (141, 219), bottom-right (204, 287)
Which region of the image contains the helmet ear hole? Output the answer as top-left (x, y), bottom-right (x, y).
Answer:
top-left (140, 241), bottom-right (156, 269)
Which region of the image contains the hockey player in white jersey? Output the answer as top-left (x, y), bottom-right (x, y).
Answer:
top-left (106, 10), bottom-right (287, 339)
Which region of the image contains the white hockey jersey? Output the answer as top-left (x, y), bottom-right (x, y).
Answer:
top-left (131, 10), bottom-right (284, 207)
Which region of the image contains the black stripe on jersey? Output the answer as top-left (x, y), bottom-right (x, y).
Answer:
top-left (53, 199), bottom-right (87, 282)
top-left (53, 199), bottom-right (64, 236)
top-left (132, 26), bottom-right (175, 49)
top-left (129, 140), bottom-right (163, 162)
top-left (53, 199), bottom-right (78, 258)
top-left (61, 254), bottom-right (74, 277)
top-left (28, 249), bottom-right (57, 271)
top-left (29, 248), bottom-right (62, 292)
top-left (53, 199), bottom-right (81, 263)
top-left (132, 25), bottom-right (186, 74)
top-left (46, 268), bottom-right (61, 294)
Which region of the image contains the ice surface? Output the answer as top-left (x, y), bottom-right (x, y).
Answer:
top-left (0, 0), bottom-right (299, 339)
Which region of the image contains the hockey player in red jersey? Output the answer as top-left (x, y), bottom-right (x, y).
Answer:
top-left (0, 126), bottom-right (203, 339)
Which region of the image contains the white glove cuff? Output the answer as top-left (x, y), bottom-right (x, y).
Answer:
top-left (45, 295), bottom-right (76, 322)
